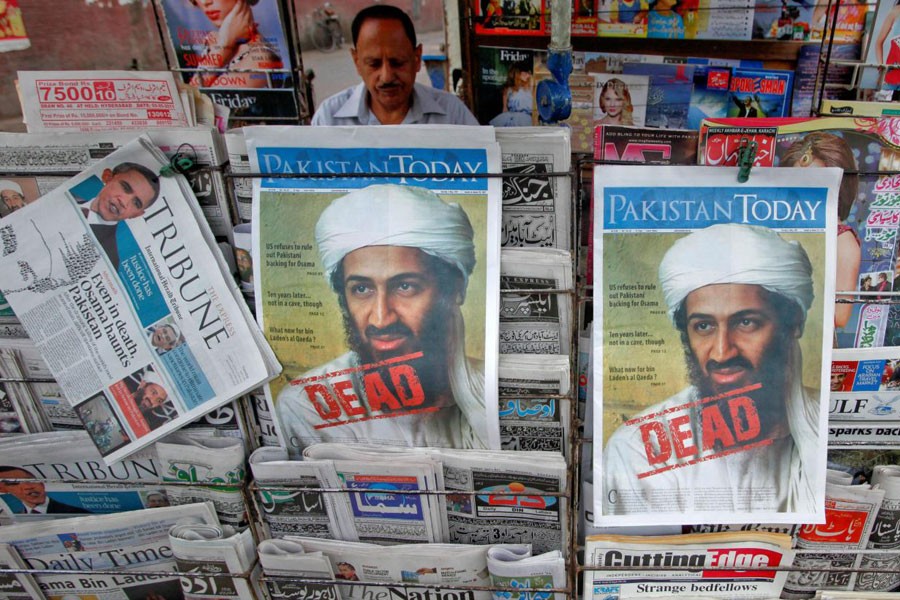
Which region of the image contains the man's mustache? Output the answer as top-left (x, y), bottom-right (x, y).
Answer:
top-left (376, 82), bottom-right (401, 91)
top-left (365, 323), bottom-right (414, 338)
top-left (706, 356), bottom-right (754, 372)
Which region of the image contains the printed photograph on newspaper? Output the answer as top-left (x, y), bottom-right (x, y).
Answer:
top-left (246, 126), bottom-right (502, 456)
top-left (593, 165), bottom-right (839, 525)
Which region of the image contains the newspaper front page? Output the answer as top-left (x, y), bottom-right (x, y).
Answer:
top-left (583, 531), bottom-right (795, 600)
top-left (0, 502), bottom-right (218, 600)
top-left (0, 136), bottom-right (278, 462)
top-left (0, 431), bottom-right (166, 523)
top-left (17, 71), bottom-right (191, 132)
top-left (245, 125), bottom-right (502, 456)
top-left (594, 165), bottom-right (839, 526)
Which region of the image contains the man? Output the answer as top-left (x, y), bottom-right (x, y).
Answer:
top-left (336, 562), bottom-right (360, 581)
top-left (77, 162), bottom-right (161, 270)
top-left (311, 4), bottom-right (478, 126)
top-left (0, 180), bottom-right (27, 214)
top-left (603, 223), bottom-right (820, 515)
top-left (0, 466), bottom-right (90, 514)
top-left (277, 184), bottom-right (487, 451)
top-left (150, 323), bottom-right (185, 354)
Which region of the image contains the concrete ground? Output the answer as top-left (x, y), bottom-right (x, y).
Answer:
top-left (0, 28), bottom-right (446, 132)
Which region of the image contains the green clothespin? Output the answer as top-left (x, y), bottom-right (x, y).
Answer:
top-left (159, 144), bottom-right (198, 177)
top-left (736, 138), bottom-right (758, 183)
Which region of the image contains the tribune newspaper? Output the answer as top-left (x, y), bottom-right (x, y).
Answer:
top-left (593, 165), bottom-right (839, 525)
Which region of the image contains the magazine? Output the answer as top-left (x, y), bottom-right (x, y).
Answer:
top-left (16, 71), bottom-right (191, 132)
top-left (583, 531), bottom-right (795, 599)
top-left (594, 125), bottom-right (699, 164)
top-left (0, 135), bottom-right (279, 462)
top-left (152, 0), bottom-right (298, 121)
top-left (245, 125), bottom-right (502, 456)
top-left (593, 165), bottom-right (839, 526)
top-left (476, 47), bottom-right (537, 127)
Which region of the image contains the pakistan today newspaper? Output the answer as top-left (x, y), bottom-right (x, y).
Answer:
top-left (594, 165), bottom-right (839, 525)
top-left (245, 125), bottom-right (503, 456)
top-left (0, 136), bottom-right (278, 463)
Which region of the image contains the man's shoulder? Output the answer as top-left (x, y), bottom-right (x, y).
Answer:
top-left (607, 387), bottom-right (697, 444)
top-left (278, 352), bottom-right (357, 402)
top-left (415, 84), bottom-right (479, 125)
top-left (311, 86), bottom-right (360, 125)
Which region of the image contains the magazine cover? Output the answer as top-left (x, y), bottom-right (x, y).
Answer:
top-left (727, 68), bottom-right (795, 118)
top-left (246, 126), bottom-right (503, 457)
top-left (475, 46), bottom-right (536, 127)
top-left (474, 0), bottom-right (545, 35)
top-left (830, 347), bottom-right (900, 421)
top-left (593, 165), bottom-right (839, 526)
top-left (622, 62), bottom-right (695, 129)
top-left (597, 0), bottom-right (648, 37)
top-left (753, 0), bottom-right (815, 40)
top-left (862, 0), bottom-right (900, 90)
top-left (594, 125), bottom-right (699, 164)
top-left (592, 72), bottom-right (651, 128)
top-left (0, 0), bottom-right (29, 52)
top-left (573, 0), bottom-right (599, 35)
top-left (792, 43), bottom-right (858, 117)
top-left (154, 0), bottom-right (298, 120)
top-left (687, 65), bottom-right (733, 130)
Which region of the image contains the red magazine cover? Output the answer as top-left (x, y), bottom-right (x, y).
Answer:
top-left (474, 0), bottom-right (546, 35)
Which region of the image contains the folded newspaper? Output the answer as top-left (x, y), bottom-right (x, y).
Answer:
top-left (169, 523), bottom-right (261, 600)
top-left (0, 502), bottom-right (219, 600)
top-left (583, 531), bottom-right (796, 600)
top-left (0, 135), bottom-right (280, 463)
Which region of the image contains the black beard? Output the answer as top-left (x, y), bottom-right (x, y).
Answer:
top-left (341, 300), bottom-right (454, 401)
top-left (683, 332), bottom-right (792, 437)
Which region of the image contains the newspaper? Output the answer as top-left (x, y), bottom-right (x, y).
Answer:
top-left (154, 431), bottom-right (248, 527)
top-left (169, 523), bottom-right (260, 600)
top-left (0, 337), bottom-right (76, 430)
top-left (0, 431), bottom-right (167, 524)
top-left (0, 502), bottom-right (219, 600)
top-left (594, 165), bottom-right (840, 526)
top-left (498, 354), bottom-right (570, 454)
top-left (257, 538), bottom-right (339, 600)
top-left (784, 481), bottom-right (886, 598)
top-left (248, 388), bottom-right (280, 447)
top-left (248, 446), bottom-right (356, 541)
top-left (583, 531), bottom-right (795, 600)
top-left (830, 347), bottom-right (900, 423)
top-left (0, 543), bottom-right (45, 600)
top-left (486, 546), bottom-right (566, 600)
top-left (302, 444), bottom-right (568, 555)
top-left (245, 125), bottom-right (502, 455)
top-left (0, 135), bottom-right (279, 462)
top-left (278, 536), bottom-right (531, 600)
top-left (16, 71), bottom-right (192, 132)
top-left (500, 248), bottom-right (573, 356)
top-left (0, 128), bottom-right (236, 243)
top-left (223, 128), bottom-right (252, 223)
top-left (494, 128), bottom-right (571, 251)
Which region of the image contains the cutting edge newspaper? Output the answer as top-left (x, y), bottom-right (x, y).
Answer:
top-left (0, 135), bottom-right (278, 463)
top-left (0, 502), bottom-right (219, 600)
top-left (583, 532), bottom-right (796, 600)
top-left (245, 125), bottom-right (503, 455)
top-left (593, 165), bottom-right (839, 526)
top-left (16, 71), bottom-right (191, 132)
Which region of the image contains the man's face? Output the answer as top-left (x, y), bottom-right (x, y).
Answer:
top-left (831, 372), bottom-right (846, 391)
top-left (146, 493), bottom-right (169, 508)
top-left (341, 246), bottom-right (443, 362)
top-left (1, 190), bottom-right (25, 211)
top-left (352, 18), bottom-right (422, 119)
top-left (96, 168), bottom-right (156, 222)
top-left (0, 469), bottom-right (46, 508)
top-left (338, 564), bottom-right (356, 579)
top-left (139, 382), bottom-right (168, 410)
top-left (683, 284), bottom-right (787, 394)
top-left (151, 325), bottom-right (179, 351)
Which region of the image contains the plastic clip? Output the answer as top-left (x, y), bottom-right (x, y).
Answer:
top-left (736, 137), bottom-right (758, 183)
top-left (159, 144), bottom-right (198, 178)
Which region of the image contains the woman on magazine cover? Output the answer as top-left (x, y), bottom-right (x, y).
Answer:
top-left (781, 131), bottom-right (860, 332)
top-left (598, 78), bottom-right (634, 125)
top-left (489, 65), bottom-right (533, 127)
top-left (874, 0), bottom-right (900, 87)
top-left (183, 0), bottom-right (283, 88)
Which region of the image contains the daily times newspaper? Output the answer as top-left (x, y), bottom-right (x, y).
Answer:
top-left (594, 165), bottom-right (839, 526)
top-left (245, 125), bottom-right (502, 455)
top-left (0, 502), bottom-right (219, 600)
top-left (0, 136), bottom-right (279, 462)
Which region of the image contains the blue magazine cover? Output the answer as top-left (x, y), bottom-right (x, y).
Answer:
top-left (622, 62), bottom-right (695, 129)
top-left (728, 68), bottom-right (795, 118)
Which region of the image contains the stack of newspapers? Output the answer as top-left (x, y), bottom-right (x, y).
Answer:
top-left (0, 134), bottom-right (280, 463)
top-left (250, 444), bottom-right (568, 553)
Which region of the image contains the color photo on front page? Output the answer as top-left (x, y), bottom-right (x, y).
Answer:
top-left (593, 165), bottom-right (839, 526)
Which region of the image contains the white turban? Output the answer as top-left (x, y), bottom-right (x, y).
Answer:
top-left (315, 184), bottom-right (476, 291)
top-left (0, 180), bottom-right (23, 195)
top-left (658, 223), bottom-right (814, 324)
top-left (141, 370), bottom-right (164, 387)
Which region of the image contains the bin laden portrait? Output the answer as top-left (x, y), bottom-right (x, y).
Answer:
top-left (276, 184), bottom-right (488, 452)
top-left (603, 223), bottom-right (821, 516)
